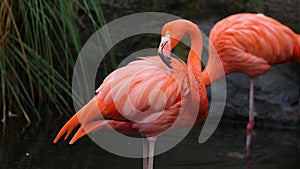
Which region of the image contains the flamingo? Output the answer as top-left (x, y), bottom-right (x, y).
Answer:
top-left (53, 19), bottom-right (208, 169)
top-left (201, 13), bottom-right (300, 150)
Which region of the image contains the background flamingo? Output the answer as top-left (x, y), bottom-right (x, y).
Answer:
top-left (201, 13), bottom-right (300, 150)
top-left (54, 19), bottom-right (208, 169)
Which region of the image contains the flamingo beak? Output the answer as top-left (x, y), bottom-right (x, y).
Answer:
top-left (158, 32), bottom-right (172, 69)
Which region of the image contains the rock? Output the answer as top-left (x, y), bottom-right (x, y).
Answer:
top-left (224, 62), bottom-right (300, 127)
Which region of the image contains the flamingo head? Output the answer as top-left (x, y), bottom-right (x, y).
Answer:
top-left (158, 30), bottom-right (172, 68)
top-left (159, 19), bottom-right (199, 68)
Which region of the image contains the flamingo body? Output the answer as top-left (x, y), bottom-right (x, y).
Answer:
top-left (204, 13), bottom-right (300, 84)
top-left (54, 56), bottom-right (207, 144)
top-left (203, 13), bottom-right (300, 150)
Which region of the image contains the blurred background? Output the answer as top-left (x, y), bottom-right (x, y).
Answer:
top-left (0, 0), bottom-right (299, 169)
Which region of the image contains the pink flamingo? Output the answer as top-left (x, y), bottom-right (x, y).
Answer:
top-left (54, 19), bottom-right (209, 169)
top-left (201, 13), bottom-right (300, 150)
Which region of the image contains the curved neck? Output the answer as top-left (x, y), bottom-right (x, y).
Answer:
top-left (186, 27), bottom-right (203, 82)
top-left (186, 26), bottom-right (208, 116)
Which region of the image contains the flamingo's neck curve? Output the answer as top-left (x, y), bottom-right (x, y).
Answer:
top-left (186, 25), bottom-right (203, 85)
top-left (185, 23), bottom-right (208, 115)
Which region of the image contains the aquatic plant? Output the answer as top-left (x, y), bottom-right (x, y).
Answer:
top-left (0, 0), bottom-right (114, 126)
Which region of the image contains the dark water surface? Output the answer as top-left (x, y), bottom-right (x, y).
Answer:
top-left (1, 118), bottom-right (299, 169)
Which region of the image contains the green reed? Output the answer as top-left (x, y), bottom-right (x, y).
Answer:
top-left (0, 0), bottom-right (115, 126)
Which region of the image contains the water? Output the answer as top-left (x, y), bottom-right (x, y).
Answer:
top-left (0, 118), bottom-right (299, 169)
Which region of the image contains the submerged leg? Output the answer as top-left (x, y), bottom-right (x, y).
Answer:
top-left (246, 78), bottom-right (255, 151)
top-left (246, 152), bottom-right (253, 169)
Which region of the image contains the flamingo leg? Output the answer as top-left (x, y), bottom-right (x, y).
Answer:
top-left (143, 138), bottom-right (149, 169)
top-left (147, 137), bottom-right (157, 169)
top-left (246, 78), bottom-right (255, 151)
